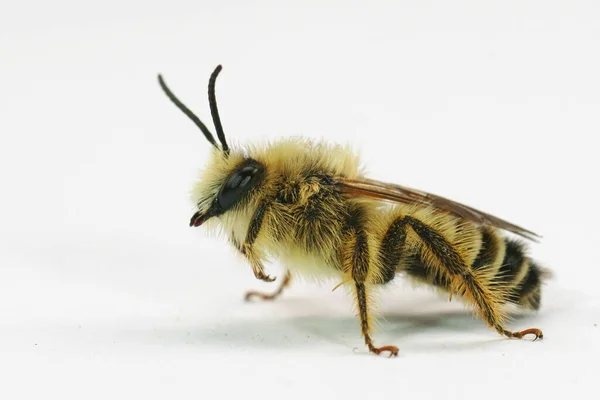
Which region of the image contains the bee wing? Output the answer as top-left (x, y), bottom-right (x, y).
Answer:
top-left (335, 177), bottom-right (541, 242)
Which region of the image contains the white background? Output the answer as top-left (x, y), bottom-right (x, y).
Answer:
top-left (1, 1), bottom-right (599, 399)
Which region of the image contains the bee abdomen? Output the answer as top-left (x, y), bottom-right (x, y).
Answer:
top-left (509, 261), bottom-right (544, 310)
top-left (490, 238), bottom-right (544, 310)
top-left (471, 228), bottom-right (503, 272)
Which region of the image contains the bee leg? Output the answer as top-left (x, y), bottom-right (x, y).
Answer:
top-left (355, 282), bottom-right (399, 357)
top-left (502, 328), bottom-right (544, 341)
top-left (345, 205), bottom-right (399, 357)
top-left (235, 201), bottom-right (275, 283)
top-left (244, 270), bottom-right (292, 302)
top-left (399, 216), bottom-right (543, 340)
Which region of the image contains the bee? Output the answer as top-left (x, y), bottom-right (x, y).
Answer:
top-left (157, 65), bottom-right (548, 357)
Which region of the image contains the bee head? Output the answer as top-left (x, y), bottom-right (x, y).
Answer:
top-left (158, 65), bottom-right (265, 227)
top-left (188, 153), bottom-right (265, 227)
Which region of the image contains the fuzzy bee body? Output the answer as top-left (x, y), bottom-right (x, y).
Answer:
top-left (158, 65), bottom-right (547, 356)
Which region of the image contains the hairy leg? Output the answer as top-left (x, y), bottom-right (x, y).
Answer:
top-left (230, 201), bottom-right (274, 282)
top-left (343, 205), bottom-right (399, 356)
top-left (354, 282), bottom-right (398, 357)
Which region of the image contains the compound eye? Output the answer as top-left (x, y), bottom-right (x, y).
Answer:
top-left (216, 163), bottom-right (263, 212)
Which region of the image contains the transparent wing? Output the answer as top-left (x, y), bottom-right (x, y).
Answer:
top-left (335, 177), bottom-right (541, 242)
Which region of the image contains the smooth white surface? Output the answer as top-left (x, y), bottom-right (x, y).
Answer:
top-left (1, 1), bottom-right (599, 399)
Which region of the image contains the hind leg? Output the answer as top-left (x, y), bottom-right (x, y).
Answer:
top-left (383, 215), bottom-right (543, 340)
top-left (407, 216), bottom-right (543, 340)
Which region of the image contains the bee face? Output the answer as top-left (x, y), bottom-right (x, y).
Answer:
top-left (190, 157), bottom-right (265, 227)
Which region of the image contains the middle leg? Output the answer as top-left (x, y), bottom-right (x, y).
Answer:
top-left (355, 282), bottom-right (398, 357)
top-left (342, 205), bottom-right (398, 356)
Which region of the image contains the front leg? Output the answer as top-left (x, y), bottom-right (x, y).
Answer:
top-left (232, 200), bottom-right (275, 282)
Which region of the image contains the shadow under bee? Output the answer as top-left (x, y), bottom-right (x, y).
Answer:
top-left (121, 282), bottom-right (573, 354)
top-left (135, 306), bottom-right (536, 355)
